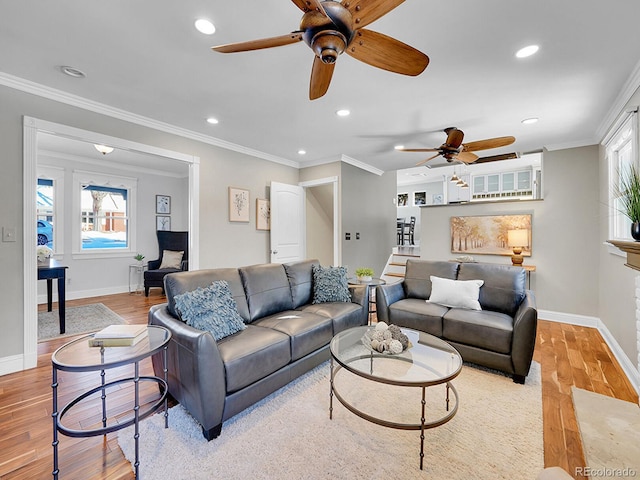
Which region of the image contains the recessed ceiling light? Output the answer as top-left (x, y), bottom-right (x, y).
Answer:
top-left (206, 117), bottom-right (219, 124)
top-left (336, 109), bottom-right (350, 117)
top-left (195, 19), bottom-right (216, 35)
top-left (521, 117), bottom-right (539, 125)
top-left (298, 149), bottom-right (306, 155)
top-left (515, 45), bottom-right (539, 58)
top-left (60, 65), bottom-right (86, 78)
top-left (394, 145), bottom-right (404, 150)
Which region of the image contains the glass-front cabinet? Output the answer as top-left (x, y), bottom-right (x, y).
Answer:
top-left (471, 169), bottom-right (534, 200)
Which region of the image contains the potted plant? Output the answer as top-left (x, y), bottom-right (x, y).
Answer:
top-left (355, 267), bottom-right (374, 282)
top-left (616, 164), bottom-right (640, 240)
top-left (134, 253), bottom-right (145, 265)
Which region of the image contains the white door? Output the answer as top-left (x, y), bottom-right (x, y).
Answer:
top-left (270, 181), bottom-right (305, 263)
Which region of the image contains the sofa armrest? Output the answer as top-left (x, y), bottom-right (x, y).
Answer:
top-left (375, 282), bottom-right (406, 323)
top-left (149, 304), bottom-right (226, 433)
top-left (148, 258), bottom-right (162, 270)
top-left (511, 290), bottom-right (538, 378)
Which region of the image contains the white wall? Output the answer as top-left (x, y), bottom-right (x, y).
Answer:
top-left (396, 180), bottom-right (444, 244)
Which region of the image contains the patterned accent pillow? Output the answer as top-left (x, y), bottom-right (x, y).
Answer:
top-left (174, 280), bottom-right (246, 340)
top-left (312, 264), bottom-right (351, 304)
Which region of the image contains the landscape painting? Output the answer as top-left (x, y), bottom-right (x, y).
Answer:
top-left (450, 214), bottom-right (532, 256)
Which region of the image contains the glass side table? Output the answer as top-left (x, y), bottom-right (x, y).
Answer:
top-left (129, 263), bottom-right (148, 294)
top-left (51, 325), bottom-right (171, 479)
top-left (347, 277), bottom-right (386, 325)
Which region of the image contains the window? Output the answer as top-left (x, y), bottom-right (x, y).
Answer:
top-left (81, 185), bottom-right (128, 250)
top-left (73, 170), bottom-right (137, 256)
top-left (607, 111), bottom-right (638, 240)
top-left (37, 166), bottom-right (64, 253)
top-left (37, 179), bottom-right (54, 248)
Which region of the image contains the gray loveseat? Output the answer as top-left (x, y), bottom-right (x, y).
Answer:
top-left (376, 260), bottom-right (537, 383)
top-left (149, 259), bottom-right (368, 440)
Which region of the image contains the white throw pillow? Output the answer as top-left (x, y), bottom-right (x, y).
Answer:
top-left (159, 250), bottom-right (184, 269)
top-left (427, 275), bottom-right (484, 310)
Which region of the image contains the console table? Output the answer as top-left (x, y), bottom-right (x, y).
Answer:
top-left (38, 259), bottom-right (68, 334)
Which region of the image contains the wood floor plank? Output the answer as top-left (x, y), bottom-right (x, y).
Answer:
top-left (1, 294), bottom-right (638, 479)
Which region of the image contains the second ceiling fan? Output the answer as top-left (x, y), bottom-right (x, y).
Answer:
top-left (211, 0), bottom-right (429, 100)
top-left (399, 127), bottom-right (516, 166)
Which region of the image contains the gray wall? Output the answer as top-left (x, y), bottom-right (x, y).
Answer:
top-left (341, 163), bottom-right (397, 278)
top-left (421, 145), bottom-right (601, 316)
top-left (306, 184), bottom-right (334, 266)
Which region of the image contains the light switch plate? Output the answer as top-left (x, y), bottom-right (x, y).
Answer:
top-left (2, 227), bottom-right (16, 242)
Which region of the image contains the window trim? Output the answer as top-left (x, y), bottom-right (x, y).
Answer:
top-left (37, 166), bottom-right (64, 256)
top-left (72, 169), bottom-right (138, 259)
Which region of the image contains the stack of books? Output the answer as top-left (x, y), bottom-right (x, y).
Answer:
top-left (89, 324), bottom-right (148, 347)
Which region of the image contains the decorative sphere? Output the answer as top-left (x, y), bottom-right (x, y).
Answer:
top-left (375, 322), bottom-right (388, 331)
top-left (389, 339), bottom-right (403, 355)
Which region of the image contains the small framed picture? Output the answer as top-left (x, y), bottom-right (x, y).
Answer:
top-left (256, 198), bottom-right (270, 230)
top-left (397, 193), bottom-right (409, 207)
top-left (414, 191), bottom-right (427, 206)
top-left (156, 215), bottom-right (171, 231)
top-left (156, 195), bottom-right (171, 214)
top-left (229, 187), bottom-right (250, 222)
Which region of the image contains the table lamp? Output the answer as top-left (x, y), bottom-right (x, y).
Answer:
top-left (507, 229), bottom-right (529, 266)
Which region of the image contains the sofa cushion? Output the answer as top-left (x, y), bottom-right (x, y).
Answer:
top-left (284, 259), bottom-right (320, 308)
top-left (217, 325), bottom-right (291, 393)
top-left (387, 298), bottom-right (448, 337)
top-left (173, 280), bottom-right (247, 341)
top-left (404, 260), bottom-right (459, 299)
top-left (428, 276), bottom-right (484, 310)
top-left (299, 302), bottom-right (363, 335)
top-left (442, 308), bottom-right (513, 355)
top-left (458, 263), bottom-right (526, 316)
top-left (252, 310), bottom-right (333, 361)
top-left (164, 268), bottom-right (250, 321)
top-left (312, 265), bottom-right (351, 303)
top-left (159, 250), bottom-right (184, 269)
top-left (239, 264), bottom-right (294, 322)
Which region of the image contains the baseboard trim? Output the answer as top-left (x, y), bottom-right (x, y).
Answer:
top-left (0, 354), bottom-right (27, 376)
top-left (541, 309), bottom-right (640, 396)
top-left (37, 285), bottom-right (132, 304)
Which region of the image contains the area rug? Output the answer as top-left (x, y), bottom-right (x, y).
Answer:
top-left (118, 361), bottom-right (542, 479)
top-left (38, 303), bottom-right (125, 341)
top-left (572, 387), bottom-right (640, 476)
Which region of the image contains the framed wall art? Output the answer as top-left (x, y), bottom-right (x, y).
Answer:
top-left (450, 214), bottom-right (532, 256)
top-left (397, 192), bottom-right (409, 207)
top-left (156, 215), bottom-right (171, 231)
top-left (229, 187), bottom-right (250, 222)
top-left (413, 191), bottom-right (427, 206)
top-left (156, 195), bottom-right (171, 214)
top-left (256, 198), bottom-right (270, 230)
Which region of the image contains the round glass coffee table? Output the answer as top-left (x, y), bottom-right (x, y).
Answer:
top-left (329, 325), bottom-right (463, 470)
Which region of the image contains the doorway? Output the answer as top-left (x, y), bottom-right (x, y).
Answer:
top-left (22, 116), bottom-right (200, 370)
top-left (300, 176), bottom-right (339, 267)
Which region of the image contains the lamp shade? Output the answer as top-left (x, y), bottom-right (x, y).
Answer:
top-left (507, 229), bottom-right (529, 247)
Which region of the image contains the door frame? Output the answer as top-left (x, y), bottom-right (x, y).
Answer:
top-left (299, 176), bottom-right (339, 266)
top-left (22, 116), bottom-right (200, 370)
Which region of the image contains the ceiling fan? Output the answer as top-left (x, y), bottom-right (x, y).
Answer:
top-left (398, 127), bottom-right (516, 166)
top-left (211, 0), bottom-right (429, 100)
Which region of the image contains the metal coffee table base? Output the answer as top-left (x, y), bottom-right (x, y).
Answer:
top-left (329, 357), bottom-right (459, 470)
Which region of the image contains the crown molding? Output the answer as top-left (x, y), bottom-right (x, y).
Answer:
top-left (340, 154), bottom-right (385, 176)
top-left (596, 58), bottom-right (640, 141)
top-left (0, 72), bottom-right (299, 168)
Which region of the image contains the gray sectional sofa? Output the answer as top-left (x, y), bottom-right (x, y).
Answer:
top-left (376, 259), bottom-right (537, 383)
top-left (148, 259), bottom-right (368, 440)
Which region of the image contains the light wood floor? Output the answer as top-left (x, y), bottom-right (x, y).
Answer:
top-left (0, 292), bottom-right (637, 479)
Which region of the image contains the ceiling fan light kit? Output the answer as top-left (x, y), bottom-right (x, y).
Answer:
top-left (210, 0), bottom-right (429, 100)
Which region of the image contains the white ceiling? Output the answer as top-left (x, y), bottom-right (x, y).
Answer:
top-left (3, 1), bottom-right (640, 173)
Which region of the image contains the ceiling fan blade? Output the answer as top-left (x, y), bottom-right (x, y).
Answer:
top-left (444, 128), bottom-right (464, 149)
top-left (415, 153), bottom-right (441, 166)
top-left (398, 148), bottom-right (440, 153)
top-left (309, 56), bottom-right (335, 100)
top-left (346, 29), bottom-right (429, 76)
top-left (346, 0), bottom-right (406, 28)
top-left (212, 32), bottom-right (303, 53)
top-left (453, 151), bottom-right (479, 164)
top-left (474, 152), bottom-right (519, 164)
top-left (462, 136), bottom-right (516, 152)
top-left (291, 0), bottom-right (329, 15)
